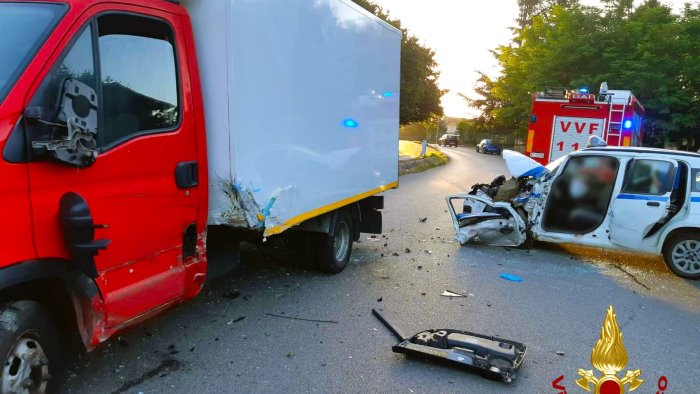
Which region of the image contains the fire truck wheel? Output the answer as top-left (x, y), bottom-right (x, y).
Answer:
top-left (0, 300), bottom-right (62, 394)
top-left (663, 232), bottom-right (700, 279)
top-left (315, 210), bottom-right (354, 274)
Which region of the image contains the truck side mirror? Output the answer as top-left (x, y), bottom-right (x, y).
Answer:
top-left (23, 106), bottom-right (44, 124)
top-left (30, 78), bottom-right (99, 168)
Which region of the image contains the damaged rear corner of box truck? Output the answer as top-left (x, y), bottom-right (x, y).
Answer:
top-left (182, 0), bottom-right (402, 275)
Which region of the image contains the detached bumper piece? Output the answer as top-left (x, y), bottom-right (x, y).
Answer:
top-left (373, 309), bottom-right (526, 383)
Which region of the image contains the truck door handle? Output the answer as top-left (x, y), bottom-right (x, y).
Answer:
top-left (175, 161), bottom-right (198, 189)
top-left (646, 201), bottom-right (660, 207)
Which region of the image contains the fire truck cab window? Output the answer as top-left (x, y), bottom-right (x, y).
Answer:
top-left (542, 155), bottom-right (619, 234)
top-left (97, 14), bottom-right (179, 148)
top-left (622, 159), bottom-right (674, 196)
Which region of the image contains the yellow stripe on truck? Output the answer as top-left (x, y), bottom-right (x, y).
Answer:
top-left (622, 136), bottom-right (631, 146)
top-left (526, 130), bottom-right (535, 152)
top-left (263, 181), bottom-right (400, 237)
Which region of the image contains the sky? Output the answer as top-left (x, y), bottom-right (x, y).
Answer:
top-left (374, 0), bottom-right (693, 119)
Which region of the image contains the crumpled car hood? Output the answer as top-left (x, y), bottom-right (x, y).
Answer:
top-left (502, 150), bottom-right (547, 179)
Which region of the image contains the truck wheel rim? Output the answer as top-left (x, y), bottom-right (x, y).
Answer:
top-left (334, 221), bottom-right (350, 262)
top-left (2, 337), bottom-right (50, 394)
top-left (671, 240), bottom-right (700, 274)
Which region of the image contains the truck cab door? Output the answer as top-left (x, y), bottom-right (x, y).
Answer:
top-left (24, 9), bottom-right (201, 329)
top-left (609, 158), bottom-right (678, 249)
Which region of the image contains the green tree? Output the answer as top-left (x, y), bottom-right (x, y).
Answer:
top-left (468, 0), bottom-right (700, 150)
top-left (352, 0), bottom-right (446, 125)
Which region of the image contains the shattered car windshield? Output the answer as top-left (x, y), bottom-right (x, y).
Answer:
top-left (0, 3), bottom-right (65, 104)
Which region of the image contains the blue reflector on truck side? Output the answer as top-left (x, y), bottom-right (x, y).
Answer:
top-left (343, 119), bottom-right (359, 128)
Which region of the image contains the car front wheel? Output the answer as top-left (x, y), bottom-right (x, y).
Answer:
top-left (663, 232), bottom-right (700, 279)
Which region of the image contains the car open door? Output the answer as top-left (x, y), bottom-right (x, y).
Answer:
top-left (609, 158), bottom-right (678, 249)
top-left (446, 194), bottom-right (527, 247)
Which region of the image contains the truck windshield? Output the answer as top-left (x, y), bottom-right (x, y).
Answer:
top-left (0, 3), bottom-right (65, 104)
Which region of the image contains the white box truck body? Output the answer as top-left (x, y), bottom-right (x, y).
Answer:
top-left (182, 0), bottom-right (401, 237)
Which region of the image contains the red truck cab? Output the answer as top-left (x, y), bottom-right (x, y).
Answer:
top-left (0, 1), bottom-right (208, 390)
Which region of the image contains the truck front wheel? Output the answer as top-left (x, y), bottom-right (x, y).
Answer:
top-left (315, 210), bottom-right (354, 274)
top-left (0, 301), bottom-right (61, 394)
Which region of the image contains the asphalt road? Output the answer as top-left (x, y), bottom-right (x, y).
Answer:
top-left (63, 146), bottom-right (700, 394)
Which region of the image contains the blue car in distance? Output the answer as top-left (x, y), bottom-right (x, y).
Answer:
top-left (476, 139), bottom-right (502, 155)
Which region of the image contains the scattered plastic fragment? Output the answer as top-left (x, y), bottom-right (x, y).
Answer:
top-left (441, 290), bottom-right (466, 298)
top-left (556, 351), bottom-right (565, 356)
top-left (419, 218), bottom-right (427, 223)
top-left (500, 274), bottom-right (523, 282)
top-left (266, 313), bottom-right (338, 324)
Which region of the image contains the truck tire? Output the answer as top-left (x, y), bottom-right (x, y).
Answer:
top-left (0, 301), bottom-right (62, 394)
top-left (663, 232), bottom-right (700, 279)
top-left (315, 210), bottom-right (354, 274)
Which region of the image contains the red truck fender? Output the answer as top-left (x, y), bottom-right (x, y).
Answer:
top-left (0, 259), bottom-right (107, 350)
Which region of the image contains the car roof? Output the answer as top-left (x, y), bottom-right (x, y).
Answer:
top-left (578, 147), bottom-right (700, 161)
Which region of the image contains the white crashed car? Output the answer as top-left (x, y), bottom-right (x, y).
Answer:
top-left (447, 146), bottom-right (700, 279)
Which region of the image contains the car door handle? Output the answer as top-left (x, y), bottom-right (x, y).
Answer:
top-left (646, 201), bottom-right (660, 207)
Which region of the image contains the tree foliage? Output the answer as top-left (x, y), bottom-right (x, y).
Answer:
top-left (352, 0), bottom-right (446, 125)
top-left (470, 0), bottom-right (700, 149)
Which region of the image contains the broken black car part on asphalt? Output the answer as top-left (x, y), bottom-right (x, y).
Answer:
top-left (372, 309), bottom-right (527, 383)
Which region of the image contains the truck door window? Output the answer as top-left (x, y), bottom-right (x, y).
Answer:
top-left (622, 159), bottom-right (674, 195)
top-left (97, 14), bottom-right (179, 148)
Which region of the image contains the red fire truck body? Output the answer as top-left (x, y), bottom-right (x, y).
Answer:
top-left (526, 89), bottom-right (645, 165)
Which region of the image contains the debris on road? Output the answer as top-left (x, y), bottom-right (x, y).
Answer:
top-left (227, 316), bottom-right (246, 325)
top-left (500, 273), bottom-right (524, 282)
top-left (419, 217), bottom-right (427, 223)
top-left (556, 351), bottom-right (565, 356)
top-left (405, 248), bottom-right (411, 253)
top-left (441, 290), bottom-right (467, 298)
top-left (222, 290), bottom-right (241, 300)
top-left (377, 297), bottom-right (383, 302)
top-left (265, 313), bottom-right (339, 324)
top-left (372, 308), bottom-right (527, 383)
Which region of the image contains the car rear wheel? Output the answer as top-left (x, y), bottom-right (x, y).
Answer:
top-left (0, 301), bottom-right (62, 394)
top-left (663, 233), bottom-right (700, 279)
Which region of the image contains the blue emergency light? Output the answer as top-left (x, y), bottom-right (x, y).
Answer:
top-left (623, 120), bottom-right (632, 129)
top-left (579, 87), bottom-right (589, 94)
top-left (343, 119), bottom-right (359, 128)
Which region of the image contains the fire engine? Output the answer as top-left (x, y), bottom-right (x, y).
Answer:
top-left (525, 83), bottom-right (645, 165)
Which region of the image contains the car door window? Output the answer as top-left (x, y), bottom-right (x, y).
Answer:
top-left (622, 159), bottom-right (674, 195)
top-left (98, 14), bottom-right (179, 148)
top-left (692, 169), bottom-right (700, 192)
